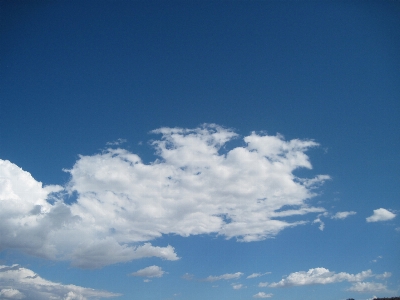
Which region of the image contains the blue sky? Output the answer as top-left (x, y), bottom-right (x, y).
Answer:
top-left (0, 1), bottom-right (399, 299)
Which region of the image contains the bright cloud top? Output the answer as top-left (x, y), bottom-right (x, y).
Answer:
top-left (0, 124), bottom-right (329, 268)
top-left (130, 265), bottom-right (165, 278)
top-left (366, 208), bottom-right (396, 222)
top-left (0, 265), bottom-right (119, 300)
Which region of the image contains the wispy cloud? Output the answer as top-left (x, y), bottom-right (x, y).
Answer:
top-left (106, 138), bottom-right (127, 146)
top-left (366, 208), bottom-right (396, 222)
top-left (247, 272), bottom-right (271, 279)
top-left (331, 211), bottom-right (357, 219)
top-left (0, 265), bottom-right (120, 299)
top-left (253, 292), bottom-right (273, 298)
top-left (203, 272), bottom-right (243, 282)
top-left (129, 265), bottom-right (166, 278)
top-left (347, 282), bottom-right (390, 293)
top-left (0, 124), bottom-right (329, 267)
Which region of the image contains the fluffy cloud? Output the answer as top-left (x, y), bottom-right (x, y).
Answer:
top-left (0, 124), bottom-right (329, 267)
top-left (0, 265), bottom-right (119, 299)
top-left (269, 268), bottom-right (373, 287)
top-left (129, 265), bottom-right (165, 278)
top-left (204, 272), bottom-right (243, 282)
top-left (366, 208), bottom-right (396, 222)
top-left (253, 292), bottom-right (273, 298)
top-left (347, 282), bottom-right (389, 293)
top-left (331, 211), bottom-right (357, 219)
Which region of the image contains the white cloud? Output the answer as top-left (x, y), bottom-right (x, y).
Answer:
top-left (253, 292), bottom-right (273, 298)
top-left (231, 283), bottom-right (244, 290)
top-left (347, 282), bottom-right (389, 293)
top-left (0, 124), bottom-right (329, 267)
top-left (0, 265), bottom-right (119, 299)
top-left (366, 208), bottom-right (396, 222)
top-left (106, 138), bottom-right (127, 146)
top-left (0, 288), bottom-right (24, 299)
top-left (258, 282), bottom-right (269, 287)
top-left (331, 211), bottom-right (357, 219)
top-left (204, 272), bottom-right (243, 282)
top-left (247, 272), bottom-right (271, 279)
top-left (130, 265), bottom-right (165, 278)
top-left (269, 268), bottom-right (373, 287)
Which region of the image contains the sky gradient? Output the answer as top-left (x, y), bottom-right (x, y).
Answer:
top-left (0, 1), bottom-right (399, 300)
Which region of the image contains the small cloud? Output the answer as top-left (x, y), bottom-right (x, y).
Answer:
top-left (130, 265), bottom-right (166, 278)
top-left (106, 138), bottom-right (127, 145)
top-left (370, 256), bottom-right (382, 263)
top-left (395, 227), bottom-right (400, 232)
top-left (366, 208), bottom-right (396, 222)
top-left (143, 279), bottom-right (151, 283)
top-left (331, 211), bottom-right (356, 219)
top-left (258, 282), bottom-right (269, 287)
top-left (204, 272), bottom-right (243, 282)
top-left (253, 292), bottom-right (273, 298)
top-left (247, 272), bottom-right (271, 279)
top-left (181, 273), bottom-right (194, 280)
top-left (232, 283), bottom-right (244, 290)
top-left (313, 217), bottom-right (325, 231)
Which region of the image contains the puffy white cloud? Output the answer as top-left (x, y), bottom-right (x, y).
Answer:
top-left (269, 268), bottom-right (373, 287)
top-left (0, 124), bottom-right (329, 267)
top-left (204, 272), bottom-right (243, 282)
top-left (366, 208), bottom-right (396, 222)
top-left (247, 272), bottom-right (271, 279)
top-left (253, 292), bottom-right (273, 298)
top-left (347, 282), bottom-right (389, 293)
top-left (331, 211), bottom-right (357, 219)
top-left (0, 265), bottom-right (119, 299)
top-left (129, 265), bottom-right (165, 278)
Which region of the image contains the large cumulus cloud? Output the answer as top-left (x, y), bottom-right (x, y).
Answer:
top-left (0, 124), bottom-right (329, 268)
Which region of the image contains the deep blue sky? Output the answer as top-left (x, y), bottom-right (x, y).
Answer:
top-left (1, 1), bottom-right (399, 300)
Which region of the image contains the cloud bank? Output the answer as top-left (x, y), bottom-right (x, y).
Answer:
top-left (0, 265), bottom-right (119, 299)
top-left (0, 124), bottom-right (329, 268)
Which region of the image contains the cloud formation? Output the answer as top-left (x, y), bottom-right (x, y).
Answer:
top-left (0, 265), bottom-right (119, 299)
top-left (0, 124), bottom-right (329, 268)
top-left (366, 208), bottom-right (396, 222)
top-left (129, 265), bottom-right (165, 278)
